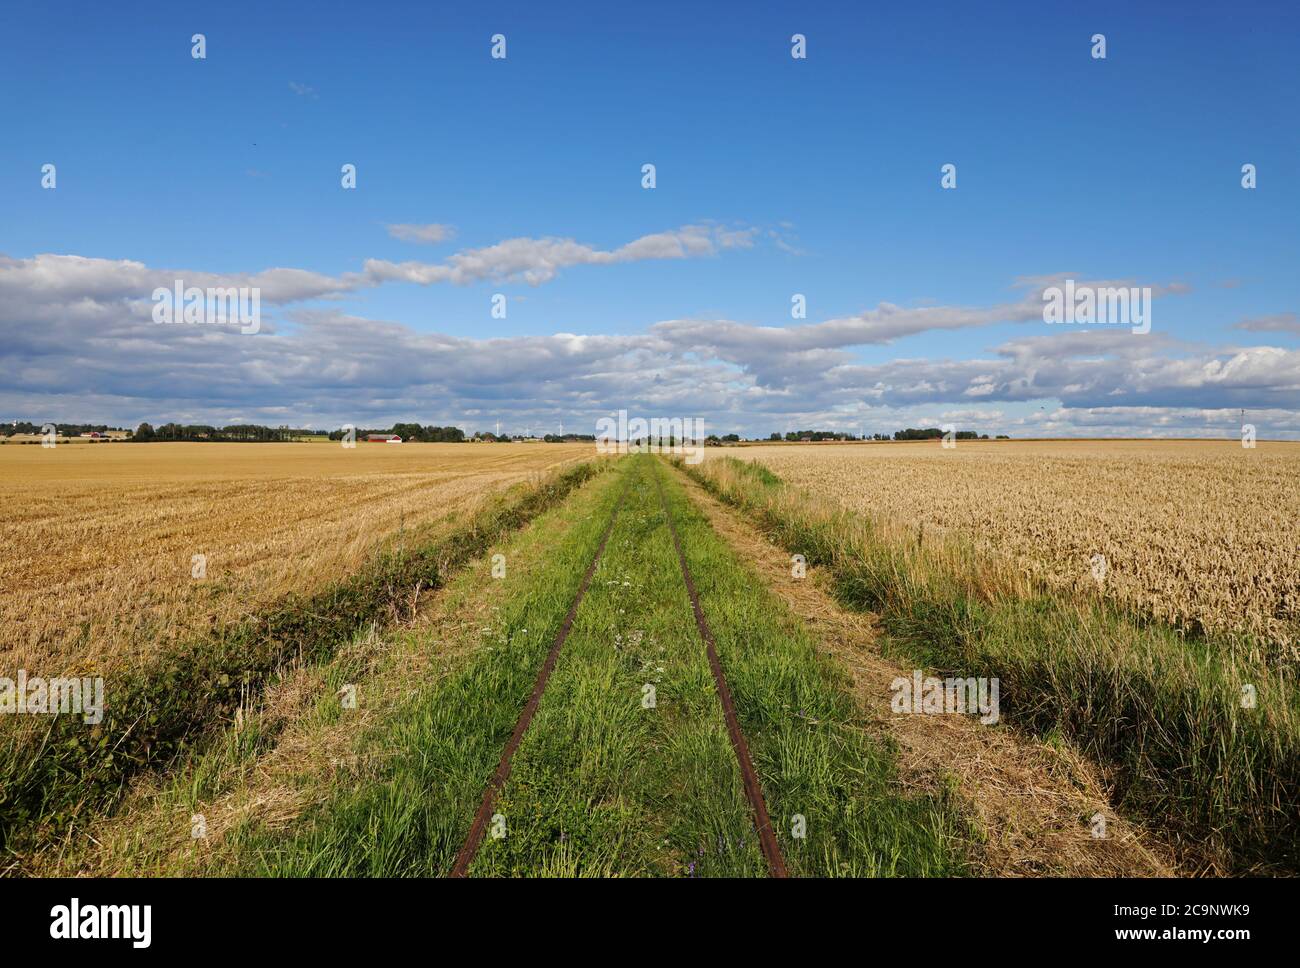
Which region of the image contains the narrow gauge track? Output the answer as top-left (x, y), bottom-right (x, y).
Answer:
top-left (650, 463), bottom-right (788, 878)
top-left (451, 459), bottom-right (788, 878)
top-left (448, 473), bottom-right (632, 877)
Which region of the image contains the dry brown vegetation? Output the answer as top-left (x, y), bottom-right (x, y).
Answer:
top-left (688, 451), bottom-right (1300, 870)
top-left (716, 440), bottom-right (1300, 665)
top-left (0, 441), bottom-right (592, 675)
top-left (23, 459), bottom-right (591, 878)
top-left (681, 471), bottom-right (1172, 876)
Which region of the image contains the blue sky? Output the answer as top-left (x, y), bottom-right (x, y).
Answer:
top-left (2, 0), bottom-right (1298, 437)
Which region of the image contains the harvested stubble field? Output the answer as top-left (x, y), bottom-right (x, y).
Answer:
top-left (715, 440), bottom-right (1300, 666)
top-left (0, 441), bottom-right (591, 676)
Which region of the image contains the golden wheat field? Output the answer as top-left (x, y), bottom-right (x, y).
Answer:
top-left (0, 441), bottom-right (592, 674)
top-left (717, 440), bottom-right (1300, 663)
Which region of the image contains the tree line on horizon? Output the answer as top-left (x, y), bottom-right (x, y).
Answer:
top-left (4, 419), bottom-right (1012, 444)
top-left (133, 423), bottom-right (318, 442)
top-left (1, 421), bottom-right (130, 437)
top-left (759, 428), bottom-right (1010, 442)
top-left (326, 423), bottom-right (467, 443)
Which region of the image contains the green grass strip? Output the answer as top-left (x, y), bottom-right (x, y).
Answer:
top-left (470, 456), bottom-right (764, 876)
top-left (223, 459), bottom-right (630, 875)
top-left (651, 457), bottom-right (968, 876)
top-left (228, 454), bottom-right (969, 876)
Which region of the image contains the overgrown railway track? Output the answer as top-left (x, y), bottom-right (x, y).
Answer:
top-left (449, 475), bottom-right (633, 877)
top-left (450, 459), bottom-right (788, 878)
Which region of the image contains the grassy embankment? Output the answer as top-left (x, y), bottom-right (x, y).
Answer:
top-left (683, 456), bottom-right (1300, 873)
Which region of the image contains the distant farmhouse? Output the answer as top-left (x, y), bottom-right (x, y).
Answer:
top-left (365, 433), bottom-right (402, 443)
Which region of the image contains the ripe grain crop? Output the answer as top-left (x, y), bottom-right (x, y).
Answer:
top-left (686, 453), bottom-right (1300, 871)
top-left (715, 440), bottom-right (1300, 666)
top-left (0, 442), bottom-right (593, 676)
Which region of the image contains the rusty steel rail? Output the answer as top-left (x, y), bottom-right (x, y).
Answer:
top-left (651, 464), bottom-right (789, 878)
top-left (449, 473), bottom-right (632, 877)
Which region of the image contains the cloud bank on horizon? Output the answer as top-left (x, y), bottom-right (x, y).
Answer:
top-left (2, 241), bottom-right (1298, 439)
